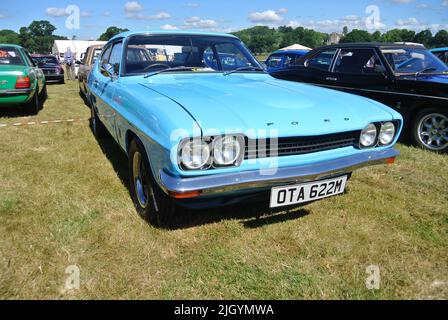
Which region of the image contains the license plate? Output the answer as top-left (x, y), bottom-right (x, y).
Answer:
top-left (270, 176), bottom-right (348, 208)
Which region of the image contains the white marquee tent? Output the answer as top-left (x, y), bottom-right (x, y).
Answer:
top-left (278, 44), bottom-right (312, 51)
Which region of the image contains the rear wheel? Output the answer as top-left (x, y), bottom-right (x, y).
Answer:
top-left (128, 138), bottom-right (178, 227)
top-left (90, 104), bottom-right (107, 138)
top-left (412, 108), bottom-right (448, 153)
top-left (26, 87), bottom-right (39, 115)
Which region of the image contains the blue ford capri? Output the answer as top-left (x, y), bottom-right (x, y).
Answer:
top-left (88, 31), bottom-right (403, 226)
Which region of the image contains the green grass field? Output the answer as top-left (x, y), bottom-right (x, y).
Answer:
top-left (0, 81), bottom-right (447, 299)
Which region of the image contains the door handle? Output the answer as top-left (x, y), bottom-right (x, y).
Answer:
top-left (325, 77), bottom-right (338, 81)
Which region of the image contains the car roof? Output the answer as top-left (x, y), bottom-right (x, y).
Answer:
top-left (430, 47), bottom-right (448, 52)
top-left (315, 42), bottom-right (427, 50)
top-left (270, 50), bottom-right (310, 56)
top-left (0, 44), bottom-right (24, 49)
top-left (110, 30), bottom-right (239, 42)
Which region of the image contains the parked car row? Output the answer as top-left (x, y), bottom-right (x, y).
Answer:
top-left (1, 34), bottom-right (447, 226)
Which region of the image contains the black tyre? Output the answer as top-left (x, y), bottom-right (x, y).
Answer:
top-left (26, 87), bottom-right (39, 115)
top-left (39, 85), bottom-right (47, 103)
top-left (128, 138), bottom-right (178, 227)
top-left (90, 104), bottom-right (107, 138)
top-left (411, 108), bottom-right (448, 153)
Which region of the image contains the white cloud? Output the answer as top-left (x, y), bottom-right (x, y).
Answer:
top-left (416, 3), bottom-right (429, 8)
top-left (248, 10), bottom-right (285, 23)
top-left (124, 1), bottom-right (143, 13)
top-left (0, 13), bottom-right (6, 19)
top-left (396, 17), bottom-right (419, 26)
top-left (81, 11), bottom-right (91, 17)
top-left (183, 16), bottom-right (219, 29)
top-left (184, 2), bottom-right (200, 8)
top-left (45, 7), bottom-right (68, 17)
top-left (161, 24), bottom-right (179, 30)
top-left (443, 0), bottom-right (448, 6)
top-left (151, 12), bottom-right (171, 20)
top-left (390, 0), bottom-right (414, 3)
top-left (103, 11), bottom-right (111, 17)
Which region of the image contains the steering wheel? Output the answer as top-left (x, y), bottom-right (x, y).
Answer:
top-left (142, 63), bottom-right (171, 72)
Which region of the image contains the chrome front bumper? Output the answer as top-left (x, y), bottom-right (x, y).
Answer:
top-left (159, 148), bottom-right (399, 198)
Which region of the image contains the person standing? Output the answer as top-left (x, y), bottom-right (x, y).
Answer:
top-left (64, 47), bottom-right (75, 81)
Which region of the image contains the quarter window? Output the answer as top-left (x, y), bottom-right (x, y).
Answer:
top-left (333, 48), bottom-right (385, 74)
top-left (306, 50), bottom-right (337, 71)
top-left (108, 42), bottom-right (123, 74)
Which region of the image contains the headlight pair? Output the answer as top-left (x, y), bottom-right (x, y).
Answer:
top-left (360, 122), bottom-right (397, 148)
top-left (179, 135), bottom-right (245, 170)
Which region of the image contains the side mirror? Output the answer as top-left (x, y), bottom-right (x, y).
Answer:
top-left (100, 63), bottom-right (117, 79)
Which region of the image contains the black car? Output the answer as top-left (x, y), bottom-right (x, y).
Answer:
top-left (31, 54), bottom-right (64, 84)
top-left (271, 43), bottom-right (448, 152)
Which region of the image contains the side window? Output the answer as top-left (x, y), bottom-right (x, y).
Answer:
top-left (333, 48), bottom-right (385, 74)
top-left (266, 55), bottom-right (283, 68)
top-left (108, 42), bottom-right (123, 74)
top-left (100, 45), bottom-right (112, 68)
top-left (306, 50), bottom-right (337, 71)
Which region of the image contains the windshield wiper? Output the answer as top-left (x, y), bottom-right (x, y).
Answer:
top-left (414, 67), bottom-right (437, 78)
top-left (223, 66), bottom-right (265, 76)
top-left (144, 66), bottom-right (197, 78)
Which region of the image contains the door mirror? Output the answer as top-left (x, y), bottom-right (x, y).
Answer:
top-left (100, 63), bottom-right (117, 79)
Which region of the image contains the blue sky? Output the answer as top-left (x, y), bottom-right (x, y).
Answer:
top-left (0, 0), bottom-right (447, 39)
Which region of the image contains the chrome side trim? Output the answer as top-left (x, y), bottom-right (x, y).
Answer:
top-left (315, 83), bottom-right (448, 101)
top-left (159, 148), bottom-right (399, 196)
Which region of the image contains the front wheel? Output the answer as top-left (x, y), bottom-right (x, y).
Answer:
top-left (412, 108), bottom-right (448, 153)
top-left (128, 138), bottom-right (178, 227)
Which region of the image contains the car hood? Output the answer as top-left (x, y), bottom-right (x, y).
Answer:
top-left (398, 73), bottom-right (448, 84)
top-left (140, 73), bottom-right (396, 137)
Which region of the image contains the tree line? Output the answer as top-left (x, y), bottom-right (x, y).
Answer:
top-left (233, 26), bottom-right (448, 55)
top-left (1, 21), bottom-right (447, 55)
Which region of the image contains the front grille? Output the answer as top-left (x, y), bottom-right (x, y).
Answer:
top-left (43, 69), bottom-right (56, 75)
top-left (245, 131), bottom-right (360, 159)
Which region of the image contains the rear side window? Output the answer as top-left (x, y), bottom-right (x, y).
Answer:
top-left (306, 50), bottom-right (336, 71)
top-left (0, 46), bottom-right (25, 66)
top-left (333, 48), bottom-right (385, 74)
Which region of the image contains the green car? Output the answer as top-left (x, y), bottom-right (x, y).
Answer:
top-left (0, 44), bottom-right (46, 114)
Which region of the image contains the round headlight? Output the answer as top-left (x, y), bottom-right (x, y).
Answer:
top-left (360, 123), bottom-right (378, 148)
top-left (180, 140), bottom-right (210, 170)
top-left (379, 122), bottom-right (395, 145)
top-left (213, 136), bottom-right (243, 166)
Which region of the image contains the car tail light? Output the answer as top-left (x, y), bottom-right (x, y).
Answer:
top-left (15, 76), bottom-right (31, 89)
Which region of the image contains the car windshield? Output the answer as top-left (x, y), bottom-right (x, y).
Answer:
top-left (32, 56), bottom-right (59, 65)
top-left (0, 46), bottom-right (25, 66)
top-left (381, 47), bottom-right (448, 74)
top-left (123, 34), bottom-right (261, 75)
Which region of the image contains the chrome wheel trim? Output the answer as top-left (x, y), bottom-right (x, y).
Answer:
top-left (418, 113), bottom-right (448, 151)
top-left (133, 151), bottom-right (149, 209)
